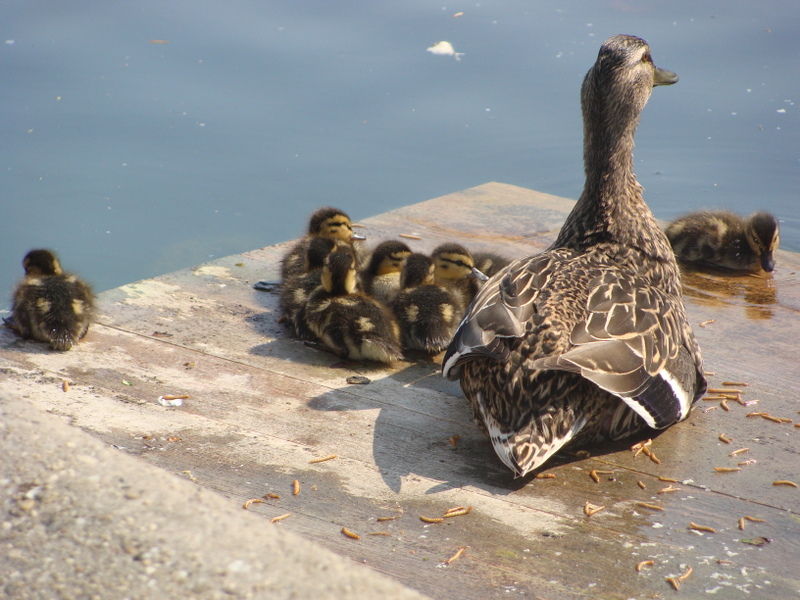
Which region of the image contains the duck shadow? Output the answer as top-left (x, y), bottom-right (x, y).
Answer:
top-left (679, 266), bottom-right (777, 320)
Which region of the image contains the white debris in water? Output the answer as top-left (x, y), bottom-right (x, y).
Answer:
top-left (426, 41), bottom-right (464, 60)
top-left (158, 396), bottom-right (183, 407)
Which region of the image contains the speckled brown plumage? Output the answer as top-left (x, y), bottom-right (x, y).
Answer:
top-left (443, 35), bottom-right (706, 477)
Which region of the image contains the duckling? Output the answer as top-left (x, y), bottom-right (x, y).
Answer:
top-left (279, 236), bottom-right (355, 340)
top-left (665, 210), bottom-right (780, 273)
top-left (280, 207), bottom-right (365, 280)
top-left (390, 253), bottom-right (466, 353)
top-left (360, 240), bottom-right (412, 304)
top-left (431, 243), bottom-right (489, 306)
top-left (472, 250), bottom-right (513, 279)
top-left (302, 249), bottom-right (403, 363)
top-left (9, 249), bottom-right (96, 351)
top-left (443, 35), bottom-right (706, 477)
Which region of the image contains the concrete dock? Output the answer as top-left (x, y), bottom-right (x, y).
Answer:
top-left (2, 183), bottom-right (799, 599)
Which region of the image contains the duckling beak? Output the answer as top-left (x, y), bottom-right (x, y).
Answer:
top-left (350, 233), bottom-right (367, 241)
top-left (761, 251), bottom-right (775, 272)
top-left (653, 67), bottom-right (678, 87)
top-left (470, 267), bottom-right (489, 281)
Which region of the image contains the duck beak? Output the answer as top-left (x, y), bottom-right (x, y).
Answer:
top-left (470, 267), bottom-right (489, 281)
top-left (761, 251), bottom-right (775, 272)
top-left (350, 233), bottom-right (367, 241)
top-left (653, 67), bottom-right (678, 86)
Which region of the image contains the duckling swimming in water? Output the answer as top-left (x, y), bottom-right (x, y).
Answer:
top-left (665, 210), bottom-right (780, 273)
top-left (9, 249), bottom-right (96, 351)
top-left (431, 243), bottom-right (489, 306)
top-left (391, 253), bottom-right (466, 353)
top-left (280, 207), bottom-right (365, 280)
top-left (443, 35), bottom-right (705, 477)
top-left (360, 240), bottom-right (412, 304)
top-left (303, 249), bottom-right (403, 363)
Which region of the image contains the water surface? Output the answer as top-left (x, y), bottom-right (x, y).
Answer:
top-left (2, 1), bottom-right (798, 295)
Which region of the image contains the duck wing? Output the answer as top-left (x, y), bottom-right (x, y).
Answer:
top-left (443, 249), bottom-right (705, 430)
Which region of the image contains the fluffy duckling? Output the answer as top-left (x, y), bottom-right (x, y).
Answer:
top-left (665, 210), bottom-right (780, 273)
top-left (360, 240), bottom-right (412, 304)
top-left (431, 243), bottom-right (489, 306)
top-left (472, 250), bottom-right (513, 279)
top-left (280, 237), bottom-right (355, 340)
top-left (443, 35), bottom-right (705, 477)
top-left (280, 207), bottom-right (365, 280)
top-left (9, 249), bottom-right (96, 351)
top-left (390, 253), bottom-right (466, 353)
top-left (303, 249), bottom-right (403, 363)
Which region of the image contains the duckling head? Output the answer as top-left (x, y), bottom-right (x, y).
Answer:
top-left (365, 240), bottom-right (412, 276)
top-left (321, 249), bottom-right (359, 295)
top-left (304, 237), bottom-right (356, 271)
top-left (431, 243), bottom-right (489, 282)
top-left (307, 207), bottom-right (365, 242)
top-left (746, 212), bottom-right (780, 272)
top-left (23, 249), bottom-right (63, 277)
top-left (400, 253), bottom-right (435, 289)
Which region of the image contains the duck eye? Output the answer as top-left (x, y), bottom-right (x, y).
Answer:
top-left (641, 52), bottom-right (651, 63)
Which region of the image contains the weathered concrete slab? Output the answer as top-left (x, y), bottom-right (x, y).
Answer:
top-left (2, 182), bottom-right (799, 599)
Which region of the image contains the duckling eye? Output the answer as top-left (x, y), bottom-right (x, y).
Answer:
top-left (641, 52), bottom-right (651, 64)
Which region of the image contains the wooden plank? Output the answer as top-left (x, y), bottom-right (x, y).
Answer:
top-left (2, 182), bottom-right (799, 599)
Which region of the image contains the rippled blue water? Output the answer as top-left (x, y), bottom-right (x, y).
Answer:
top-left (2, 1), bottom-right (798, 295)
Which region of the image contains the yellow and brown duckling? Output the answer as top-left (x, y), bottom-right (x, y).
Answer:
top-left (390, 253), bottom-right (466, 353)
top-left (471, 250), bottom-right (513, 279)
top-left (280, 206), bottom-right (365, 280)
top-left (360, 240), bottom-right (412, 304)
top-left (444, 35), bottom-right (705, 477)
top-left (280, 237), bottom-right (356, 340)
top-left (302, 248), bottom-right (403, 363)
top-left (431, 243), bottom-right (489, 306)
top-left (8, 249), bottom-right (96, 351)
top-left (665, 210), bottom-right (780, 273)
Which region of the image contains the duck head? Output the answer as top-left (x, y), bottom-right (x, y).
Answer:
top-left (307, 207), bottom-right (366, 243)
top-left (400, 253), bottom-right (436, 289)
top-left (365, 240), bottom-right (412, 276)
top-left (23, 249), bottom-right (63, 277)
top-left (746, 212), bottom-right (780, 272)
top-left (321, 249), bottom-right (359, 295)
top-left (431, 243), bottom-right (489, 282)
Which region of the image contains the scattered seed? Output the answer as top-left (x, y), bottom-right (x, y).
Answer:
top-left (699, 319), bottom-right (716, 327)
top-left (708, 388), bottom-right (742, 394)
top-left (738, 517), bottom-right (746, 530)
top-left (341, 527), bottom-right (361, 540)
top-left (242, 498), bottom-right (264, 510)
top-left (270, 513), bottom-right (291, 523)
top-left (744, 516), bottom-right (766, 522)
top-left (737, 460), bottom-right (757, 466)
top-left (720, 399), bottom-right (730, 411)
top-left (702, 406), bottom-right (718, 413)
top-left (647, 451), bottom-right (661, 465)
top-left (584, 502), bottom-right (605, 517)
top-left (444, 506), bottom-right (473, 518)
top-left (309, 454), bottom-right (338, 464)
top-left (535, 473), bottom-right (556, 479)
top-left (346, 375), bottom-right (371, 385)
top-left (714, 467), bottom-right (741, 473)
top-left (728, 447), bottom-right (749, 456)
top-left (718, 433), bottom-right (732, 444)
top-left (773, 480), bottom-right (798, 487)
top-left (589, 470), bottom-right (600, 483)
top-left (658, 485), bottom-right (681, 494)
top-left (420, 515), bottom-right (444, 523)
top-left (369, 532), bottom-right (391, 536)
top-left (636, 560), bottom-right (654, 572)
top-left (794, 423), bottom-right (800, 428)
top-left (264, 493), bottom-right (281, 500)
top-left (449, 435), bottom-right (461, 446)
top-left (739, 399), bottom-right (760, 406)
top-left (704, 371), bottom-right (716, 376)
top-left (161, 394), bottom-right (190, 400)
top-left (746, 412), bottom-right (766, 418)
top-left (62, 380), bottom-right (70, 392)
top-left (717, 559), bottom-right (733, 565)
top-left (677, 566), bottom-right (693, 582)
top-left (637, 480), bottom-right (647, 490)
top-left (722, 381), bottom-right (748, 387)
top-left (635, 502), bottom-right (664, 511)
top-left (658, 476), bottom-right (679, 483)
top-left (399, 233), bottom-right (422, 240)
top-left (741, 536), bottom-right (771, 546)
top-left (703, 395), bottom-right (728, 401)
top-left (666, 576), bottom-right (681, 591)
top-left (444, 546), bottom-right (466, 565)
top-left (292, 480), bottom-right (300, 495)
top-left (376, 515), bottom-right (400, 522)
top-left (689, 522), bottom-right (716, 533)
top-left (574, 449), bottom-right (591, 458)
top-left (762, 414), bottom-right (784, 423)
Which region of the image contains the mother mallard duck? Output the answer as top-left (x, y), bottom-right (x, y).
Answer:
top-left (443, 35), bottom-right (707, 477)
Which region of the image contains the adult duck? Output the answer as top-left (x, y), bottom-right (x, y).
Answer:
top-left (443, 35), bottom-right (706, 477)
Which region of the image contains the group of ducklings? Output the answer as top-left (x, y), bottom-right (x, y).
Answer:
top-left (277, 206), bottom-right (504, 362)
